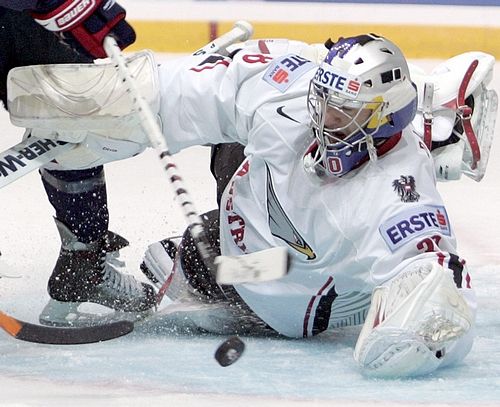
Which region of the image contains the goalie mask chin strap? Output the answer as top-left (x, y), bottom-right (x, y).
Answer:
top-left (423, 59), bottom-right (481, 169)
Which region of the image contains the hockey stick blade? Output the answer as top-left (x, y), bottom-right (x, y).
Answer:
top-left (0, 311), bottom-right (133, 345)
top-left (215, 247), bottom-right (290, 284)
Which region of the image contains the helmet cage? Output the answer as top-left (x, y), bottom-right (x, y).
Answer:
top-left (304, 34), bottom-right (417, 178)
top-left (307, 80), bottom-right (387, 176)
top-left (308, 81), bottom-right (386, 149)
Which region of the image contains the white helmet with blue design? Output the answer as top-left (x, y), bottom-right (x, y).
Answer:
top-left (305, 33), bottom-right (417, 178)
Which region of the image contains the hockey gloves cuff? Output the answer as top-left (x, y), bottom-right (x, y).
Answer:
top-left (31, 0), bottom-right (136, 59)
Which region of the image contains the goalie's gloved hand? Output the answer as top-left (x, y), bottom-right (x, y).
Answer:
top-left (30, 0), bottom-right (136, 59)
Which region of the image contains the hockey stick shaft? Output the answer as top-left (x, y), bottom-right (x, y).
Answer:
top-left (0, 135), bottom-right (73, 189)
top-left (104, 37), bottom-right (215, 272)
top-left (103, 22), bottom-right (254, 275)
top-left (0, 310), bottom-right (133, 344)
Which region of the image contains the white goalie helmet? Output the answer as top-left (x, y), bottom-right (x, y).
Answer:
top-left (306, 34), bottom-right (417, 178)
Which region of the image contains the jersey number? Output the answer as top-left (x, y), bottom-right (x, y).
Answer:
top-left (242, 54), bottom-right (274, 64)
top-left (416, 235), bottom-right (442, 252)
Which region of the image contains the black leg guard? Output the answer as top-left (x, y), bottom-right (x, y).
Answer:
top-left (179, 209), bottom-right (225, 301)
top-left (40, 167), bottom-right (109, 243)
top-left (210, 143), bottom-right (246, 207)
top-left (178, 209), bottom-right (274, 335)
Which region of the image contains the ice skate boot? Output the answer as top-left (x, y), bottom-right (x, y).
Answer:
top-left (40, 218), bottom-right (157, 326)
top-left (354, 262), bottom-right (474, 378)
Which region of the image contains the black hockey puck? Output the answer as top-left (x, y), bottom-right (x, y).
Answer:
top-left (214, 336), bottom-right (245, 367)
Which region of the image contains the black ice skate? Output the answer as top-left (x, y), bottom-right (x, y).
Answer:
top-left (39, 219), bottom-right (157, 327)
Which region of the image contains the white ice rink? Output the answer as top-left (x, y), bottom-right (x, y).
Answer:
top-left (1, 54), bottom-right (500, 407)
top-left (1, 27), bottom-right (500, 407)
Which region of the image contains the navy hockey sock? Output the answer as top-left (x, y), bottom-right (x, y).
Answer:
top-left (40, 167), bottom-right (109, 243)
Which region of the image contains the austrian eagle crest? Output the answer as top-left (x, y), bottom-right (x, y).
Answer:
top-left (392, 175), bottom-right (420, 203)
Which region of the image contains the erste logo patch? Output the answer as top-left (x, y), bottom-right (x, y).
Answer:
top-left (263, 54), bottom-right (315, 92)
top-left (379, 205), bottom-right (452, 252)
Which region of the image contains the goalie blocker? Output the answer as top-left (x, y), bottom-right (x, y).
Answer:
top-left (6, 50), bottom-right (159, 171)
top-left (141, 214), bottom-right (289, 336)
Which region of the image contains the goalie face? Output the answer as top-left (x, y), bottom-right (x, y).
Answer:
top-left (305, 34), bottom-right (418, 178)
top-left (323, 104), bottom-right (373, 145)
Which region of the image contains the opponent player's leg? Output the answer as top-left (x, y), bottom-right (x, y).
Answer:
top-left (40, 167), bottom-right (156, 319)
top-left (1, 9), bottom-right (87, 281)
top-left (2, 9), bottom-right (157, 320)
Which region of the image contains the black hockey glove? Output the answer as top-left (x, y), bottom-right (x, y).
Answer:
top-left (30, 0), bottom-right (136, 59)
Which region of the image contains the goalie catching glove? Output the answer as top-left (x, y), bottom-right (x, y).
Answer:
top-left (30, 0), bottom-right (136, 59)
top-left (409, 51), bottom-right (498, 182)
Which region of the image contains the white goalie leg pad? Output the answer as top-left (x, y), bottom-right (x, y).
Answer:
top-left (354, 262), bottom-right (474, 378)
top-left (7, 50), bottom-right (160, 132)
top-left (142, 238), bottom-right (195, 302)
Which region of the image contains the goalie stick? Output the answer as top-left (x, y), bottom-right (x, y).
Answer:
top-left (103, 22), bottom-right (289, 292)
top-left (0, 134), bottom-right (73, 189)
top-left (0, 310), bottom-right (133, 345)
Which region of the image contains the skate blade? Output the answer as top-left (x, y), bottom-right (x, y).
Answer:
top-left (39, 299), bottom-right (152, 327)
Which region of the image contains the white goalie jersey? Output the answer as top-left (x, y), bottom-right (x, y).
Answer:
top-left (157, 40), bottom-right (474, 338)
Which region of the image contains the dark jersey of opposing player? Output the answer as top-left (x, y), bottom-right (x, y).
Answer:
top-left (0, 8), bottom-right (92, 107)
top-left (0, 1), bottom-right (38, 11)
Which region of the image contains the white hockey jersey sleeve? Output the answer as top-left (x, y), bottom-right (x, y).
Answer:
top-left (158, 53), bottom-right (257, 152)
top-left (157, 41), bottom-right (316, 153)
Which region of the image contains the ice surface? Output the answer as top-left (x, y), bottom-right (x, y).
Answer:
top-left (0, 58), bottom-right (499, 406)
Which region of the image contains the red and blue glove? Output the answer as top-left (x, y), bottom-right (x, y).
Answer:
top-left (31, 0), bottom-right (136, 59)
